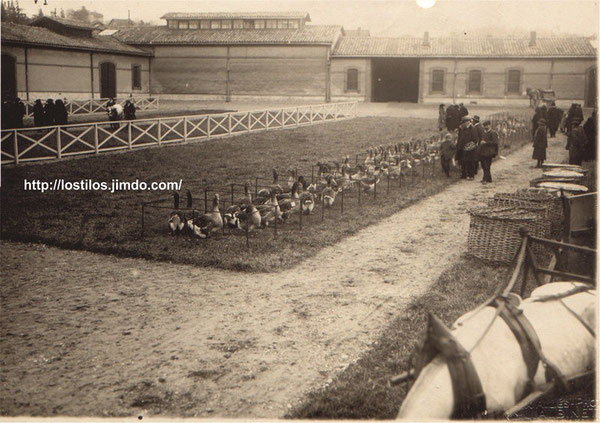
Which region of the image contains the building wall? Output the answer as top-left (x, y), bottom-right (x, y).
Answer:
top-left (420, 57), bottom-right (595, 105)
top-left (1, 44), bottom-right (150, 100)
top-left (329, 57), bottom-right (371, 102)
top-left (147, 44), bottom-right (330, 100)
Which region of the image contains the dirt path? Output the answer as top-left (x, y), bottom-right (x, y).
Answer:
top-left (0, 134), bottom-right (569, 418)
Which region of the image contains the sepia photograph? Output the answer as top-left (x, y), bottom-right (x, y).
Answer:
top-left (0, 0), bottom-right (597, 420)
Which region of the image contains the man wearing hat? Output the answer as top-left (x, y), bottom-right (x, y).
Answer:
top-left (566, 118), bottom-right (588, 165)
top-left (456, 116), bottom-right (477, 179)
top-left (532, 118), bottom-right (548, 168)
top-left (471, 115), bottom-right (483, 175)
top-left (479, 120), bottom-right (498, 183)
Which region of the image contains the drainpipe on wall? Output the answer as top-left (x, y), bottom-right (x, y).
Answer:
top-left (225, 46), bottom-right (231, 102)
top-left (325, 48), bottom-right (331, 103)
top-left (90, 52), bottom-right (95, 98)
top-left (452, 59), bottom-right (458, 102)
top-left (549, 59), bottom-right (554, 90)
top-left (149, 48), bottom-right (154, 96)
top-left (24, 47), bottom-right (29, 101)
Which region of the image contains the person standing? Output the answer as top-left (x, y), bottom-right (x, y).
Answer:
top-left (479, 120), bottom-right (498, 183)
top-left (32, 99), bottom-right (44, 127)
top-left (583, 109), bottom-right (596, 162)
top-left (566, 119), bottom-right (588, 165)
top-left (1, 100), bottom-right (13, 129)
top-left (531, 106), bottom-right (545, 137)
top-left (43, 99), bottom-right (56, 126)
top-left (547, 102), bottom-right (562, 138)
top-left (438, 104), bottom-right (446, 131)
top-left (457, 116), bottom-right (477, 179)
top-left (12, 97), bottom-right (26, 128)
top-left (445, 104), bottom-right (460, 131)
top-left (458, 103), bottom-right (469, 119)
top-left (439, 132), bottom-right (456, 177)
top-left (54, 99), bottom-right (68, 125)
top-left (123, 99), bottom-right (137, 120)
top-left (532, 118), bottom-right (548, 168)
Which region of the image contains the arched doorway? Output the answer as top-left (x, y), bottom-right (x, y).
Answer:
top-left (2, 54), bottom-right (17, 101)
top-left (100, 62), bottom-right (116, 99)
top-left (585, 67), bottom-right (596, 108)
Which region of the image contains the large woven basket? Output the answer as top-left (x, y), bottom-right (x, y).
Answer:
top-left (467, 206), bottom-right (550, 264)
top-left (488, 190), bottom-right (563, 237)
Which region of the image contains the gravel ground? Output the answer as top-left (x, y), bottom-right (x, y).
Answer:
top-left (0, 132), bottom-right (570, 418)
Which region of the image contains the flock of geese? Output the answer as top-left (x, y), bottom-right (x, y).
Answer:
top-left (168, 141), bottom-right (440, 239)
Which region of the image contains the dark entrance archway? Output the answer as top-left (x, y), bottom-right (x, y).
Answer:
top-left (371, 58), bottom-right (420, 102)
top-left (585, 67), bottom-right (596, 108)
top-left (2, 54), bottom-right (17, 101)
top-left (100, 62), bottom-right (116, 99)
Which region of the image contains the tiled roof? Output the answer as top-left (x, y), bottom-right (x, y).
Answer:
top-left (31, 15), bottom-right (96, 31)
top-left (1, 23), bottom-right (151, 56)
top-left (114, 25), bottom-right (342, 45)
top-left (161, 12), bottom-right (311, 21)
top-left (333, 36), bottom-right (597, 57)
top-left (343, 28), bottom-right (370, 37)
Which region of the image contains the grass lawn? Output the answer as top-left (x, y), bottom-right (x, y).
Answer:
top-left (2, 116), bottom-right (448, 272)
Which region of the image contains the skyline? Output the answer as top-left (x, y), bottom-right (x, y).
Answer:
top-left (13, 0), bottom-right (600, 37)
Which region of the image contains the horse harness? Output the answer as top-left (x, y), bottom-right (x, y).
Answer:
top-left (413, 285), bottom-right (594, 419)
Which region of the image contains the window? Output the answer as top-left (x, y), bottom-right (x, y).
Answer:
top-left (467, 70), bottom-right (482, 93)
top-left (177, 20), bottom-right (189, 29)
top-left (288, 19), bottom-right (299, 29)
top-left (346, 68), bottom-right (359, 91)
top-left (168, 20), bottom-right (177, 29)
top-left (277, 20), bottom-right (289, 28)
top-left (188, 20), bottom-right (199, 29)
top-left (507, 69), bottom-right (521, 94)
top-left (254, 19), bottom-right (265, 29)
top-left (233, 19), bottom-right (244, 29)
top-left (210, 20), bottom-right (220, 29)
top-left (221, 20), bottom-right (232, 29)
top-left (200, 20), bottom-right (210, 29)
top-left (131, 65), bottom-right (141, 90)
top-left (243, 20), bottom-right (254, 29)
top-left (431, 69), bottom-right (444, 93)
top-left (266, 20), bottom-right (277, 29)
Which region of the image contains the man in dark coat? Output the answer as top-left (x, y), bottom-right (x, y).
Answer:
top-left (456, 116), bottom-right (477, 179)
top-left (2, 100), bottom-right (14, 129)
top-left (531, 106), bottom-right (545, 136)
top-left (567, 119), bottom-right (588, 165)
top-left (565, 103), bottom-right (584, 135)
top-left (458, 103), bottom-right (469, 119)
top-left (123, 100), bottom-right (137, 120)
top-left (583, 109), bottom-right (596, 162)
top-left (445, 104), bottom-right (460, 131)
top-left (479, 120), bottom-right (498, 183)
top-left (533, 118), bottom-right (548, 168)
top-left (54, 99), bottom-right (68, 125)
top-left (546, 102), bottom-right (562, 138)
top-left (12, 97), bottom-right (26, 128)
top-left (439, 132), bottom-right (456, 177)
top-left (471, 115), bottom-right (484, 175)
top-left (43, 99), bottom-right (56, 126)
top-left (32, 99), bottom-right (44, 127)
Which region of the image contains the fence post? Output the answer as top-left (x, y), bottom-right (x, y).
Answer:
top-left (273, 204), bottom-right (278, 239)
top-left (340, 186), bottom-right (344, 215)
top-left (228, 113), bottom-right (232, 135)
top-left (309, 105), bottom-right (313, 124)
top-left (204, 189), bottom-right (208, 214)
top-left (207, 117), bottom-right (211, 139)
top-left (94, 124), bottom-right (99, 154)
top-left (157, 118), bottom-right (162, 145)
top-left (56, 127), bottom-right (62, 159)
top-left (184, 117), bottom-right (188, 142)
top-left (296, 107), bottom-right (300, 127)
top-left (128, 122), bottom-right (132, 150)
top-left (247, 112), bottom-right (252, 133)
top-left (13, 130), bottom-right (19, 164)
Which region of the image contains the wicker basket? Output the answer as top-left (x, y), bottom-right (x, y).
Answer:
top-left (467, 206), bottom-right (551, 264)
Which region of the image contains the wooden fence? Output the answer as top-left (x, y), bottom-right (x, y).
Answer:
top-left (1, 102), bottom-right (358, 165)
top-left (23, 97), bottom-right (159, 117)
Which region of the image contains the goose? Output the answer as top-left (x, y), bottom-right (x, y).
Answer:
top-left (299, 185), bottom-right (315, 215)
top-left (339, 165), bottom-right (355, 190)
top-left (279, 182), bottom-right (300, 220)
top-left (286, 169), bottom-right (297, 191)
top-left (270, 168), bottom-right (283, 196)
top-left (168, 192), bottom-right (186, 235)
top-left (187, 193), bottom-right (223, 238)
top-left (321, 175), bottom-right (339, 208)
top-left (224, 204), bottom-right (242, 229)
top-left (236, 204), bottom-right (261, 232)
top-left (359, 167), bottom-right (382, 192)
top-left (235, 181), bottom-right (252, 207)
top-left (256, 191), bottom-right (282, 227)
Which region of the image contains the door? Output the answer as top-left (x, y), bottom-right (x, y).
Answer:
top-left (100, 62), bottom-right (116, 99)
top-left (371, 58), bottom-right (420, 102)
top-left (585, 67), bottom-right (596, 108)
top-left (1, 54), bottom-right (17, 101)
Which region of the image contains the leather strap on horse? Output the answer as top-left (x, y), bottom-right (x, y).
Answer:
top-left (492, 297), bottom-right (569, 396)
top-left (414, 313), bottom-right (487, 419)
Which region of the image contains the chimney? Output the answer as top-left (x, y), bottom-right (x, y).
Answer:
top-left (423, 31), bottom-right (430, 47)
top-left (529, 31), bottom-right (536, 47)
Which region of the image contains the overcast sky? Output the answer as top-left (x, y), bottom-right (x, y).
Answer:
top-left (20, 0), bottom-right (599, 37)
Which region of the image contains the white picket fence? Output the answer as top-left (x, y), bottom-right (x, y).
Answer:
top-left (1, 102), bottom-right (358, 165)
top-left (24, 97), bottom-right (159, 117)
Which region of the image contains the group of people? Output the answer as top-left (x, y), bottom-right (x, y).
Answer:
top-left (531, 102), bottom-right (596, 167)
top-left (1, 97), bottom-right (27, 129)
top-left (438, 114), bottom-right (499, 184)
top-left (438, 103), bottom-right (469, 131)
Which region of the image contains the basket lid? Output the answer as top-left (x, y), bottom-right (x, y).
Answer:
top-left (468, 206), bottom-right (540, 221)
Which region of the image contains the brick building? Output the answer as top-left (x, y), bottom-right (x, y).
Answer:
top-left (1, 16), bottom-right (151, 101)
top-left (1, 13), bottom-right (597, 106)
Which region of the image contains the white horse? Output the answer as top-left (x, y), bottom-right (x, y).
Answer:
top-left (107, 103), bottom-right (124, 129)
top-left (397, 281), bottom-right (596, 420)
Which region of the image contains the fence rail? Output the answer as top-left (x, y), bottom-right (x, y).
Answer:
top-left (23, 97), bottom-right (160, 117)
top-left (2, 102), bottom-right (358, 165)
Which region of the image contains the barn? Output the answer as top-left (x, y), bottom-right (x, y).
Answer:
top-left (1, 12), bottom-right (597, 106)
top-left (1, 16), bottom-right (151, 101)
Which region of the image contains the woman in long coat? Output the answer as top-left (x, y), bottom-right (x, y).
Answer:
top-left (532, 118), bottom-right (548, 168)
